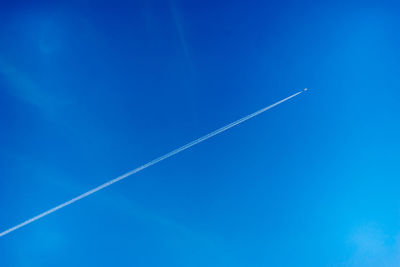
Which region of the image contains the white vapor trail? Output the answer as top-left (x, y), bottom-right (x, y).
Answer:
top-left (0, 89), bottom-right (307, 238)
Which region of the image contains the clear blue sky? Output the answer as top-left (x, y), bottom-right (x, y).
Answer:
top-left (1, 0), bottom-right (400, 266)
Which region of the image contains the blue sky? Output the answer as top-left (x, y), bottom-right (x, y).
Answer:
top-left (1, 0), bottom-right (400, 266)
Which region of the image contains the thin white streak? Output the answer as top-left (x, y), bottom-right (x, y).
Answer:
top-left (170, 0), bottom-right (192, 67)
top-left (0, 89), bottom-right (307, 238)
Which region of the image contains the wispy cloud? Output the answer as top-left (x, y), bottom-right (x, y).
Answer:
top-left (345, 223), bottom-right (400, 267)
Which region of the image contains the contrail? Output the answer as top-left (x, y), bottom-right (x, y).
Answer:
top-left (169, 0), bottom-right (193, 68)
top-left (0, 89), bottom-right (308, 238)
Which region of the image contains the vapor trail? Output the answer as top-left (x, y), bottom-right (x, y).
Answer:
top-left (0, 89), bottom-right (307, 238)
